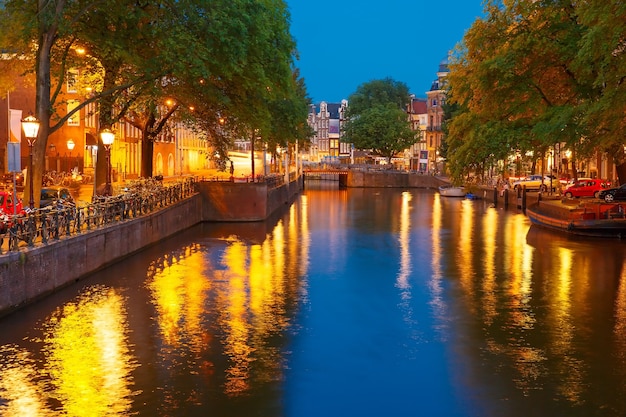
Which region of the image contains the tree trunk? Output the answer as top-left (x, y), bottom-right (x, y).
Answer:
top-left (141, 134), bottom-right (154, 178)
top-left (31, 6), bottom-right (57, 208)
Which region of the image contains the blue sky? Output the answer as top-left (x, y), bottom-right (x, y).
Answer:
top-left (286, 0), bottom-right (485, 103)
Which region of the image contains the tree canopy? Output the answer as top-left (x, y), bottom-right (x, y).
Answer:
top-left (342, 78), bottom-right (416, 163)
top-left (445, 0), bottom-right (626, 182)
top-left (0, 0), bottom-right (309, 201)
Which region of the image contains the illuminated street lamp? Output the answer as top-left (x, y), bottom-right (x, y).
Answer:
top-left (100, 128), bottom-right (115, 196)
top-left (66, 139), bottom-right (75, 171)
top-left (21, 114), bottom-right (40, 209)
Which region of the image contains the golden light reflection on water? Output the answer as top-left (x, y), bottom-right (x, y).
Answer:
top-left (43, 286), bottom-right (137, 416)
top-left (481, 208), bottom-right (497, 326)
top-left (444, 205), bottom-right (626, 405)
top-left (396, 191), bottom-right (412, 291)
top-left (145, 209), bottom-right (307, 399)
top-left (429, 194), bottom-right (448, 338)
top-left (457, 199), bottom-right (475, 301)
top-left (147, 243), bottom-right (209, 353)
top-left (0, 346), bottom-right (53, 416)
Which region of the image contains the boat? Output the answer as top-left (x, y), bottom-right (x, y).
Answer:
top-left (438, 185), bottom-right (466, 197)
top-left (525, 200), bottom-right (626, 238)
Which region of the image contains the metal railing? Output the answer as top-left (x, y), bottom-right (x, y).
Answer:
top-left (199, 172), bottom-right (289, 190)
top-left (0, 177), bottom-right (196, 254)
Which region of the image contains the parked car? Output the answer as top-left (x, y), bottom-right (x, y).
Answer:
top-left (40, 186), bottom-right (74, 208)
top-left (512, 175), bottom-right (557, 192)
top-left (599, 184), bottom-right (626, 203)
top-left (0, 190), bottom-right (24, 215)
top-left (563, 179), bottom-right (612, 199)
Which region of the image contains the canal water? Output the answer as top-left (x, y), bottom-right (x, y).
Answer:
top-left (1, 184), bottom-right (626, 416)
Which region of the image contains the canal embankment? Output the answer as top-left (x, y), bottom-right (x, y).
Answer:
top-left (0, 176), bottom-right (301, 317)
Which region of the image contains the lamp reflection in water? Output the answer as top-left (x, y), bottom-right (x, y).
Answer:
top-left (0, 286), bottom-right (137, 415)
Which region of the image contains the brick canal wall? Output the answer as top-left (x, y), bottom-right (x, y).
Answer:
top-left (0, 177), bottom-right (301, 316)
top-left (197, 176), bottom-right (301, 222)
top-left (347, 171), bottom-right (448, 188)
top-left (0, 196), bottom-right (203, 316)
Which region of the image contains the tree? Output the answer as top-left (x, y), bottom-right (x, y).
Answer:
top-left (445, 0), bottom-right (592, 180)
top-left (347, 77), bottom-right (411, 115)
top-left (343, 103), bottom-right (415, 164)
top-left (343, 79), bottom-right (416, 164)
top-left (0, 0), bottom-right (304, 198)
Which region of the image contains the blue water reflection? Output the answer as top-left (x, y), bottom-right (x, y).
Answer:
top-left (1, 185), bottom-right (626, 416)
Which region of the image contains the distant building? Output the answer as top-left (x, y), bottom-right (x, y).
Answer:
top-left (407, 96), bottom-right (428, 172)
top-left (426, 57), bottom-right (449, 173)
top-left (307, 100), bottom-right (350, 163)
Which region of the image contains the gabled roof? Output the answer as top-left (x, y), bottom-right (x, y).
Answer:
top-left (410, 98), bottom-right (427, 114)
top-left (311, 102), bottom-right (344, 119)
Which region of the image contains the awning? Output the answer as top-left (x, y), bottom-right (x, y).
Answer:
top-left (85, 132), bottom-right (97, 147)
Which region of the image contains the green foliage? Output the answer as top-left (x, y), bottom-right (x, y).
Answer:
top-left (0, 0), bottom-right (306, 182)
top-left (343, 103), bottom-right (415, 163)
top-left (347, 77), bottom-right (411, 116)
top-left (444, 0), bottom-right (626, 179)
top-left (342, 78), bottom-right (415, 162)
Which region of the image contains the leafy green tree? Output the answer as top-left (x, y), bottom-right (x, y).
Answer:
top-left (575, 0), bottom-right (626, 181)
top-left (348, 77), bottom-right (411, 115)
top-left (0, 0), bottom-right (304, 196)
top-left (446, 0), bottom-right (590, 180)
top-left (343, 78), bottom-right (416, 163)
top-left (343, 103), bottom-right (415, 164)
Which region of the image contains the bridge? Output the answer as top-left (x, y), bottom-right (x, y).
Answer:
top-left (302, 169), bottom-right (349, 175)
top-left (302, 169), bottom-right (349, 187)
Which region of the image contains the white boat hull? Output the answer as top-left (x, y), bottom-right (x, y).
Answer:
top-left (439, 186), bottom-right (465, 197)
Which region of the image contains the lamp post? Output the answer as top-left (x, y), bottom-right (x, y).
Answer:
top-left (21, 114), bottom-right (40, 209)
top-left (100, 129), bottom-right (115, 196)
top-left (66, 139), bottom-right (75, 171)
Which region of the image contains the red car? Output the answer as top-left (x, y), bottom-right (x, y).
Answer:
top-left (0, 190), bottom-right (24, 215)
top-left (563, 178), bottom-right (612, 199)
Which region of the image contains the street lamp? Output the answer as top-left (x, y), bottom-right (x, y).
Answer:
top-left (21, 114), bottom-right (40, 209)
top-left (66, 139), bottom-right (75, 171)
top-left (100, 128), bottom-right (115, 196)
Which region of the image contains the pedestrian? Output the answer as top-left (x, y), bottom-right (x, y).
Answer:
top-left (230, 161), bottom-right (234, 179)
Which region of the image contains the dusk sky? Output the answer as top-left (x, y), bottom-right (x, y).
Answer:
top-left (286, 1), bottom-right (485, 104)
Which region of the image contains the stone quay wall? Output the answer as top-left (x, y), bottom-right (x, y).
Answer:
top-left (197, 177), bottom-right (301, 222)
top-left (0, 177), bottom-right (301, 317)
top-left (347, 171), bottom-right (448, 189)
top-left (0, 196), bottom-right (203, 316)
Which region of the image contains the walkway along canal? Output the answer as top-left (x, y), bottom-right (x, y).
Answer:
top-left (0, 175), bottom-right (301, 317)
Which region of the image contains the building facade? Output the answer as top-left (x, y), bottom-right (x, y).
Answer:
top-left (307, 100), bottom-right (350, 163)
top-left (425, 58), bottom-right (449, 174)
top-left (407, 96), bottom-right (428, 172)
top-left (0, 66), bottom-right (210, 185)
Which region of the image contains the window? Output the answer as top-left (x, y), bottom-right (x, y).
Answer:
top-left (432, 99), bottom-right (437, 106)
top-left (67, 99), bottom-right (80, 126)
top-left (67, 69), bottom-right (79, 93)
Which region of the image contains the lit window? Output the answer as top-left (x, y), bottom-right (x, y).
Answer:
top-left (67, 99), bottom-right (80, 126)
top-left (67, 69), bottom-right (79, 93)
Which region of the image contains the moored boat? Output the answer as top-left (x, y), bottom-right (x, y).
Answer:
top-left (438, 185), bottom-right (466, 197)
top-left (526, 200), bottom-right (626, 238)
